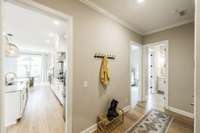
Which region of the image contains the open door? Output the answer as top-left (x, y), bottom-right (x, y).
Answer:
top-left (142, 41), bottom-right (169, 110)
top-left (142, 45), bottom-right (149, 101)
top-left (130, 42), bottom-right (143, 108)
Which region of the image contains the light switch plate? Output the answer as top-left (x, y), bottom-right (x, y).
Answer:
top-left (83, 81), bottom-right (88, 88)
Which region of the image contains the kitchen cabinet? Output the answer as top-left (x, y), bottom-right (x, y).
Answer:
top-left (50, 79), bottom-right (64, 105)
top-left (5, 82), bottom-right (28, 127)
top-left (5, 91), bottom-right (21, 126)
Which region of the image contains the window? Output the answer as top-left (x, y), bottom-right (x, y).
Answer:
top-left (17, 54), bottom-right (42, 79)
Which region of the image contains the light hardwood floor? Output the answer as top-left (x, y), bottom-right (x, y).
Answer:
top-left (7, 85), bottom-right (65, 133)
top-left (6, 85), bottom-right (193, 133)
top-left (95, 103), bottom-right (194, 133)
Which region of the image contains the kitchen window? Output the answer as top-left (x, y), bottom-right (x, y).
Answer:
top-left (17, 54), bottom-right (42, 82)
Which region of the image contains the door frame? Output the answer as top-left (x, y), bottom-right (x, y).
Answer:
top-left (195, 0), bottom-right (200, 132)
top-left (130, 41), bottom-right (143, 106)
top-left (142, 40), bottom-right (169, 109)
top-left (0, 0), bottom-right (5, 132)
top-left (0, 0), bottom-right (74, 133)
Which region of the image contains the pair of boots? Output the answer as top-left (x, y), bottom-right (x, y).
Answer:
top-left (107, 99), bottom-right (119, 121)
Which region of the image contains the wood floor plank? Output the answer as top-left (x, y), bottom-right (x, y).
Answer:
top-left (6, 85), bottom-right (193, 133)
top-left (6, 85), bottom-right (64, 133)
top-left (95, 104), bottom-right (193, 133)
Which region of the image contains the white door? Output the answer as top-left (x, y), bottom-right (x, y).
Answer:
top-left (148, 49), bottom-right (157, 94)
top-left (142, 45), bottom-right (149, 100)
top-left (130, 42), bottom-right (142, 107)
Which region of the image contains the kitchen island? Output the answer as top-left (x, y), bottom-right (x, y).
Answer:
top-left (5, 80), bottom-right (29, 127)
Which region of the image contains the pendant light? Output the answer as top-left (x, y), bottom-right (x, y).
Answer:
top-left (5, 33), bottom-right (20, 57)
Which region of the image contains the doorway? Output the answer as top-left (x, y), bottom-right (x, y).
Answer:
top-left (143, 40), bottom-right (169, 110)
top-left (130, 42), bottom-right (142, 108)
top-left (0, 0), bottom-right (73, 133)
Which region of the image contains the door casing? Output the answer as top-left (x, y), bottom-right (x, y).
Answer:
top-left (0, 0), bottom-right (74, 133)
top-left (142, 40), bottom-right (169, 109)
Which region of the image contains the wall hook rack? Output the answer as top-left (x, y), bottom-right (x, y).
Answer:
top-left (94, 52), bottom-right (116, 60)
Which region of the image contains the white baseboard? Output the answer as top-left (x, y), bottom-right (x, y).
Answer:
top-left (80, 124), bottom-right (97, 133)
top-left (80, 105), bottom-right (130, 133)
top-left (167, 106), bottom-right (194, 119)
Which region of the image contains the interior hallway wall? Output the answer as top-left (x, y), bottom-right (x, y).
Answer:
top-left (33, 0), bottom-right (142, 132)
top-left (143, 23), bottom-right (194, 113)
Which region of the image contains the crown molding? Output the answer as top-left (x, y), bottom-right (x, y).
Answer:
top-left (80, 0), bottom-right (143, 35)
top-left (143, 19), bottom-right (194, 35)
top-left (80, 0), bottom-right (194, 36)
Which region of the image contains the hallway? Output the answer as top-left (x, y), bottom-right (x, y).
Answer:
top-left (146, 93), bottom-right (165, 110)
top-left (7, 85), bottom-right (64, 133)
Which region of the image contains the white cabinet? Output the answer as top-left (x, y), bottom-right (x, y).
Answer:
top-left (5, 82), bottom-right (28, 127)
top-left (5, 91), bottom-right (21, 126)
top-left (19, 85), bottom-right (27, 117)
top-left (50, 80), bottom-right (64, 105)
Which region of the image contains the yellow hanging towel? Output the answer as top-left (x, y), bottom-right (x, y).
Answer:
top-left (100, 56), bottom-right (110, 87)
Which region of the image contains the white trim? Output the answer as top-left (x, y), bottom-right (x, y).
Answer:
top-left (142, 40), bottom-right (169, 108)
top-left (80, 124), bottom-right (97, 133)
top-left (167, 106), bottom-right (194, 119)
top-left (129, 41), bottom-right (143, 107)
top-left (165, 115), bottom-right (174, 133)
top-left (80, 0), bottom-right (194, 36)
top-left (0, 0), bottom-right (6, 133)
top-left (80, 105), bottom-right (131, 133)
top-left (0, 0), bottom-right (5, 133)
top-left (79, 0), bottom-right (143, 35)
top-left (1, 1), bottom-right (74, 133)
top-left (143, 19), bottom-right (194, 35)
top-left (195, 0), bottom-right (199, 132)
top-left (8, 0), bottom-right (72, 20)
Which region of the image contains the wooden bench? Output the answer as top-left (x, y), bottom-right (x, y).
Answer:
top-left (97, 108), bottom-right (124, 133)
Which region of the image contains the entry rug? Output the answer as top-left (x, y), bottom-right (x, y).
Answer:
top-left (127, 109), bottom-right (173, 133)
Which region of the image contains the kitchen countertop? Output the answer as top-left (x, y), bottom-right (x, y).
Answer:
top-left (5, 80), bottom-right (28, 93)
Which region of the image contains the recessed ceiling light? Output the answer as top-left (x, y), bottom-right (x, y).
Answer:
top-left (53, 20), bottom-right (60, 26)
top-left (137, 0), bottom-right (144, 3)
top-left (45, 40), bottom-right (50, 43)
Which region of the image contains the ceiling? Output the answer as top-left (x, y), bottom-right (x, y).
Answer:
top-left (4, 2), bottom-right (68, 53)
top-left (81, 0), bottom-right (194, 35)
